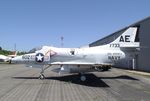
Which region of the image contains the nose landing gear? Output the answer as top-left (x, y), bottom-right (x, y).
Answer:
top-left (39, 73), bottom-right (45, 79)
top-left (38, 66), bottom-right (45, 79)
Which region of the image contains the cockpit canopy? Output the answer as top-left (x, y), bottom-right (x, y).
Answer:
top-left (28, 46), bottom-right (51, 53)
top-left (28, 46), bottom-right (42, 53)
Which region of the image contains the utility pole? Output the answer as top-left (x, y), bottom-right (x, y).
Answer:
top-left (14, 43), bottom-right (16, 51)
top-left (61, 36), bottom-right (64, 47)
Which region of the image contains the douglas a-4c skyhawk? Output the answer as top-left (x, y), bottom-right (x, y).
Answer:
top-left (11, 27), bottom-right (139, 81)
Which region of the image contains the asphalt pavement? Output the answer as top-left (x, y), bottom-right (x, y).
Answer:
top-left (0, 64), bottom-right (150, 101)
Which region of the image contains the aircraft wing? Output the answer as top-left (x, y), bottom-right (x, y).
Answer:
top-left (50, 61), bottom-right (113, 66)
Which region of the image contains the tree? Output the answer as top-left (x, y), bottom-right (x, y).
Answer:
top-left (0, 47), bottom-right (2, 50)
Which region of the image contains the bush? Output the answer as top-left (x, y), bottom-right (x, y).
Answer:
top-left (0, 50), bottom-right (10, 55)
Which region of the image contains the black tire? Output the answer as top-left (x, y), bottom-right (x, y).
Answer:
top-left (9, 60), bottom-right (12, 64)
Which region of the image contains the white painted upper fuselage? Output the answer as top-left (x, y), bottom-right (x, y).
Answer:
top-left (48, 45), bottom-right (125, 65)
top-left (12, 45), bottom-right (125, 67)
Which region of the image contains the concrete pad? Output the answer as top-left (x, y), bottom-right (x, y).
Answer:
top-left (0, 64), bottom-right (149, 101)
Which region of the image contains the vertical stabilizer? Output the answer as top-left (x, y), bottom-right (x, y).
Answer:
top-left (109, 27), bottom-right (139, 47)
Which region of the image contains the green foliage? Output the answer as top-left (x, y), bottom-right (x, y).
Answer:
top-left (0, 50), bottom-right (27, 56)
top-left (0, 50), bottom-right (11, 55)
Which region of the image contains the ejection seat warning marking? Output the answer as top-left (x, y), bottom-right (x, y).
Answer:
top-left (70, 49), bottom-right (75, 56)
top-left (70, 50), bottom-right (75, 55)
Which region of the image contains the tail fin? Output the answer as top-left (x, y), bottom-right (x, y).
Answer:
top-left (8, 51), bottom-right (17, 58)
top-left (10, 51), bottom-right (17, 56)
top-left (14, 51), bottom-right (18, 56)
top-left (109, 27), bottom-right (139, 48)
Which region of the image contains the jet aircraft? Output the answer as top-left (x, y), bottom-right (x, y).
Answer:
top-left (11, 27), bottom-right (139, 81)
top-left (0, 51), bottom-right (17, 63)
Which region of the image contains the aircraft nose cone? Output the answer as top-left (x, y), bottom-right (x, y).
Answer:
top-left (11, 56), bottom-right (23, 63)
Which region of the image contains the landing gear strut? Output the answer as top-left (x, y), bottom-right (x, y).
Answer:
top-left (38, 65), bottom-right (51, 79)
top-left (38, 66), bottom-right (45, 79)
top-left (39, 73), bottom-right (45, 79)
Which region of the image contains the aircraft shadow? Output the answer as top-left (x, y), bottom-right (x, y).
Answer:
top-left (13, 74), bottom-right (109, 88)
top-left (12, 74), bottom-right (138, 87)
top-left (47, 74), bottom-right (109, 87)
top-left (100, 75), bottom-right (139, 81)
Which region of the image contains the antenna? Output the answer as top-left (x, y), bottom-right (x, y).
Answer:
top-left (14, 43), bottom-right (16, 51)
top-left (61, 36), bottom-right (64, 47)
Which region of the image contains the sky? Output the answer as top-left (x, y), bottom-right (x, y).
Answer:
top-left (0, 0), bottom-right (150, 51)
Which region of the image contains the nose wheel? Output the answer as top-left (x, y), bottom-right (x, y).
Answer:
top-left (39, 73), bottom-right (45, 79)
